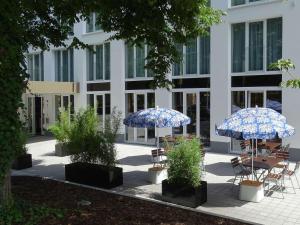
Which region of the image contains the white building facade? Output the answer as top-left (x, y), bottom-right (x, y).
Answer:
top-left (23, 0), bottom-right (300, 160)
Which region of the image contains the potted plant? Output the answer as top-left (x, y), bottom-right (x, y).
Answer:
top-left (48, 108), bottom-right (71, 157)
top-left (65, 107), bottom-right (123, 189)
top-left (12, 128), bottom-right (32, 170)
top-left (162, 138), bottom-right (207, 208)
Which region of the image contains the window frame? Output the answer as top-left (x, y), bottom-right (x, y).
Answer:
top-left (26, 52), bottom-right (44, 81)
top-left (125, 43), bottom-right (153, 80)
top-left (54, 49), bottom-right (74, 82)
top-left (231, 17), bottom-right (282, 76)
top-left (86, 12), bottom-right (102, 33)
top-left (172, 35), bottom-right (211, 78)
top-left (87, 43), bottom-right (111, 82)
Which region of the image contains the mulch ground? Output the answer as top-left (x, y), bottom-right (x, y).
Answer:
top-left (11, 176), bottom-right (249, 225)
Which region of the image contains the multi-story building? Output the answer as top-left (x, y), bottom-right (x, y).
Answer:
top-left (23, 0), bottom-right (300, 160)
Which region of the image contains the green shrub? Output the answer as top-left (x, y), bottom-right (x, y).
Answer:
top-left (48, 108), bottom-right (71, 143)
top-left (15, 125), bottom-right (28, 157)
top-left (0, 200), bottom-right (65, 225)
top-left (68, 107), bottom-right (121, 167)
top-left (167, 138), bottom-right (202, 188)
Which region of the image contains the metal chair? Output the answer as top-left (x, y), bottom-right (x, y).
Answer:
top-left (283, 161), bottom-right (300, 192)
top-left (264, 171), bottom-right (285, 199)
top-left (231, 157), bottom-right (251, 189)
top-left (274, 150), bottom-right (290, 171)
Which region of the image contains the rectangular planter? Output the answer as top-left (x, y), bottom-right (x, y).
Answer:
top-left (162, 179), bottom-right (207, 208)
top-left (239, 180), bottom-right (264, 203)
top-left (12, 154), bottom-right (32, 170)
top-left (55, 143), bottom-right (70, 157)
top-left (65, 162), bottom-right (123, 189)
top-left (148, 167), bottom-right (168, 184)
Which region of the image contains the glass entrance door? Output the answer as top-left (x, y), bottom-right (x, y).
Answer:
top-left (172, 91), bottom-right (210, 145)
top-left (95, 94), bottom-right (111, 130)
top-left (249, 92), bottom-right (264, 108)
top-left (125, 92), bottom-right (155, 144)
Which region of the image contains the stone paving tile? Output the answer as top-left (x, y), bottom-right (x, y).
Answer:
top-left (12, 139), bottom-right (300, 225)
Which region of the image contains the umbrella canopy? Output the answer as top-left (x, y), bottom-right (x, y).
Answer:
top-left (123, 107), bottom-right (191, 128)
top-left (216, 107), bottom-right (295, 140)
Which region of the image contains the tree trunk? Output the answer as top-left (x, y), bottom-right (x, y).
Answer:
top-left (0, 170), bottom-right (11, 205)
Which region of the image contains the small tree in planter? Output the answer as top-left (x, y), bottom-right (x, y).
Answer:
top-left (12, 128), bottom-right (32, 170)
top-left (162, 138), bottom-right (207, 208)
top-left (48, 108), bottom-right (71, 157)
top-left (65, 107), bottom-right (123, 189)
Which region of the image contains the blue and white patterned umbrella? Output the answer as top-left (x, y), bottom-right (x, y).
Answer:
top-left (123, 107), bottom-right (191, 128)
top-left (124, 107), bottom-right (190, 150)
top-left (216, 107), bottom-right (295, 180)
top-left (216, 107), bottom-right (295, 140)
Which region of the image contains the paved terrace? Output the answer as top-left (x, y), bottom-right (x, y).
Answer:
top-left (13, 136), bottom-right (300, 225)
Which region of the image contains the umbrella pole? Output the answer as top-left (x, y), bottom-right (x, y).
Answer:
top-left (156, 126), bottom-right (159, 167)
top-left (256, 138), bottom-right (258, 157)
top-left (251, 139), bottom-right (254, 181)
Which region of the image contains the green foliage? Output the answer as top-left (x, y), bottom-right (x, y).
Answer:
top-left (68, 107), bottom-right (121, 167)
top-left (167, 138), bottom-right (202, 188)
top-left (269, 59), bottom-right (300, 88)
top-left (0, 200), bottom-right (65, 225)
top-left (48, 108), bottom-right (71, 143)
top-left (0, 0), bottom-right (222, 201)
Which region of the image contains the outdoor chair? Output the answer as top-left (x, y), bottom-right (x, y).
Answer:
top-left (240, 140), bottom-right (251, 153)
top-left (231, 157), bottom-right (251, 189)
top-left (264, 171), bottom-right (285, 199)
top-left (283, 161), bottom-right (300, 192)
top-left (151, 149), bottom-right (167, 167)
top-left (274, 150), bottom-right (290, 171)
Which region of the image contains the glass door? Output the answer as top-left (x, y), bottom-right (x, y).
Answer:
top-left (172, 91), bottom-right (210, 145)
top-left (136, 94), bottom-right (146, 142)
top-left (248, 92), bottom-right (264, 108)
top-left (95, 93), bottom-right (111, 130)
top-left (125, 92), bottom-right (155, 144)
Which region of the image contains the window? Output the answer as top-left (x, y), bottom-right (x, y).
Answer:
top-left (87, 43), bottom-right (110, 81)
top-left (231, 0), bottom-right (261, 6)
top-left (125, 43), bottom-right (153, 78)
top-left (54, 49), bottom-right (74, 82)
top-left (27, 53), bottom-right (44, 81)
top-left (86, 13), bottom-right (101, 33)
top-left (232, 23), bottom-right (246, 73)
top-left (231, 18), bottom-right (282, 73)
top-left (249, 21), bottom-right (263, 71)
top-left (172, 34), bottom-right (210, 76)
top-left (267, 18), bottom-right (282, 70)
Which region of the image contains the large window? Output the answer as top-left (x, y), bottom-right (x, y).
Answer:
top-left (232, 23), bottom-right (246, 73)
top-left (232, 0), bottom-right (261, 6)
top-left (54, 49), bottom-right (74, 82)
top-left (125, 43), bottom-right (153, 78)
top-left (173, 34), bottom-right (210, 76)
top-left (267, 18), bottom-right (282, 71)
top-left (86, 13), bottom-right (101, 33)
top-left (231, 17), bottom-right (282, 73)
top-left (27, 53), bottom-right (44, 81)
top-left (87, 43), bottom-right (110, 81)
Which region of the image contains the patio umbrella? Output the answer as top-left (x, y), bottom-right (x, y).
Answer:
top-left (216, 107), bottom-right (295, 180)
top-left (123, 106), bottom-right (191, 158)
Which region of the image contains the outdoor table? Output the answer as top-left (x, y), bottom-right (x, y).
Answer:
top-left (242, 156), bottom-right (283, 181)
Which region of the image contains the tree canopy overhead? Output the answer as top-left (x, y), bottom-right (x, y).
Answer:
top-left (0, 0), bottom-right (223, 203)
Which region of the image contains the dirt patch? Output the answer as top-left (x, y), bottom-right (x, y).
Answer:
top-left (12, 176), bottom-right (250, 225)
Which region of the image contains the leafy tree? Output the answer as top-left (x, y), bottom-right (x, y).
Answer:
top-left (269, 59), bottom-right (300, 88)
top-left (0, 0), bottom-right (223, 204)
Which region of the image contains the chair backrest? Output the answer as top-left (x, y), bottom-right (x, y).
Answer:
top-left (240, 140), bottom-right (250, 150)
top-left (231, 157), bottom-right (240, 168)
top-left (276, 151), bottom-right (289, 160)
top-left (240, 154), bottom-right (249, 162)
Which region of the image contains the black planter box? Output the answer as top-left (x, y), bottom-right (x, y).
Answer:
top-left (162, 179), bottom-right (207, 208)
top-left (12, 154), bottom-right (32, 170)
top-left (65, 162), bottom-right (123, 189)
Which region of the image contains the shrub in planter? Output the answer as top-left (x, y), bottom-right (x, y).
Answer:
top-left (48, 108), bottom-right (71, 156)
top-left (65, 107), bottom-right (123, 189)
top-left (162, 138), bottom-right (207, 208)
top-left (12, 128), bottom-right (32, 170)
